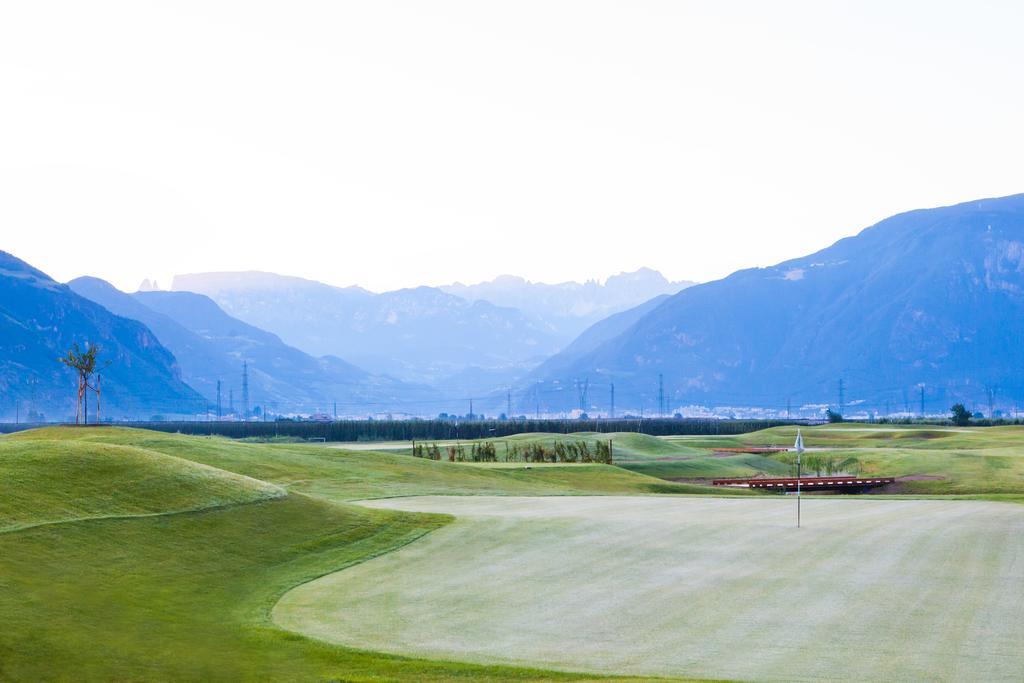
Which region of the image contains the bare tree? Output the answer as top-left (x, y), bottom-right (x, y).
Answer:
top-left (59, 343), bottom-right (105, 424)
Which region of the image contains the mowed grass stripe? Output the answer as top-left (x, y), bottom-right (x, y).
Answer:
top-left (275, 496), bottom-right (1024, 682)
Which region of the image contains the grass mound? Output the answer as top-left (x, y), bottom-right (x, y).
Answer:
top-left (20, 427), bottom-right (720, 500)
top-left (0, 434), bottom-right (282, 532)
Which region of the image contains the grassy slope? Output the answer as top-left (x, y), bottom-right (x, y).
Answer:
top-left (0, 437), bottom-right (282, 532)
top-left (16, 426), bottom-right (731, 499)
top-left (1, 428), bottom-right (696, 682)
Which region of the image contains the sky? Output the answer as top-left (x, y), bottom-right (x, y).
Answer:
top-left (2, 1), bottom-right (1024, 293)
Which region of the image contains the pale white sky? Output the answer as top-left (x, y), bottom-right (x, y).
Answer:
top-left (2, 1), bottom-right (1023, 293)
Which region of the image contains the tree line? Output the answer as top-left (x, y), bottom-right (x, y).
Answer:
top-left (125, 417), bottom-right (801, 441)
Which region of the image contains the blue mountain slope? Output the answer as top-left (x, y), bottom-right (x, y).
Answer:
top-left (530, 194), bottom-right (1024, 414)
top-left (69, 278), bottom-right (428, 414)
top-left (0, 252), bottom-right (202, 420)
top-left (171, 272), bottom-right (562, 384)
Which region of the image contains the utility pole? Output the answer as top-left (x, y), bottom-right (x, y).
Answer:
top-left (216, 380), bottom-right (222, 419)
top-left (658, 374), bottom-right (665, 418)
top-left (241, 362), bottom-right (250, 421)
top-left (838, 378), bottom-right (845, 417)
top-left (610, 383), bottom-right (615, 419)
top-left (96, 373), bottom-right (102, 424)
top-left (786, 398), bottom-right (791, 420)
top-left (229, 389), bottom-right (234, 416)
top-left (469, 398), bottom-right (474, 420)
top-left (26, 377), bottom-right (37, 423)
top-left (920, 385), bottom-right (925, 418)
top-left (507, 389), bottom-right (512, 418)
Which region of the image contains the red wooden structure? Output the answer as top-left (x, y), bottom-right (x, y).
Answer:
top-left (712, 475), bottom-right (895, 492)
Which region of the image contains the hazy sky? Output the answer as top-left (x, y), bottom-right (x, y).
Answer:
top-left (3, 1), bottom-right (1023, 293)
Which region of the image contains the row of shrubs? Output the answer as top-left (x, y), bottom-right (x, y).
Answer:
top-left (777, 452), bottom-right (862, 476)
top-left (411, 440), bottom-right (613, 464)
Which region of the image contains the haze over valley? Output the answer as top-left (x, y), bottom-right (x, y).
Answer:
top-left (6, 193), bottom-right (1024, 421)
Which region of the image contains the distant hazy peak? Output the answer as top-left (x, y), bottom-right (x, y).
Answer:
top-left (444, 267), bottom-right (689, 290)
top-left (605, 267), bottom-right (672, 285)
top-left (172, 271), bottom-right (371, 296)
top-left (138, 278), bottom-right (162, 292)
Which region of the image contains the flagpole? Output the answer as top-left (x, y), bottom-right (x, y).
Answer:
top-left (795, 429), bottom-right (804, 528)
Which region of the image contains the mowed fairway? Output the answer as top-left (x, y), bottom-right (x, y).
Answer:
top-left (276, 496), bottom-right (1024, 682)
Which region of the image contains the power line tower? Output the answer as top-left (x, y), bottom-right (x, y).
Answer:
top-left (229, 389), bottom-right (234, 416)
top-left (838, 378), bottom-right (845, 416)
top-left (469, 398), bottom-right (474, 419)
top-left (507, 388), bottom-right (512, 418)
top-left (333, 400), bottom-right (337, 420)
top-left (241, 362), bottom-right (250, 420)
top-left (919, 384), bottom-right (926, 418)
top-left (986, 385), bottom-right (996, 418)
top-left (610, 383), bottom-right (615, 419)
top-left (786, 398), bottom-right (791, 420)
top-left (216, 380), bottom-right (222, 419)
top-left (575, 378), bottom-right (589, 414)
top-left (657, 374), bottom-right (665, 417)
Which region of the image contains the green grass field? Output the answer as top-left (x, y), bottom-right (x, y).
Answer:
top-left (4, 424), bottom-right (1024, 681)
top-left (395, 424), bottom-right (1024, 495)
top-left (277, 495), bottom-right (1024, 681)
top-left (0, 427), bottom-right (703, 682)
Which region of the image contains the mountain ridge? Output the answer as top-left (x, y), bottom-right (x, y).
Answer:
top-left (1, 252), bottom-right (203, 420)
top-left (69, 277), bottom-right (429, 415)
top-left (526, 194), bottom-right (1024, 416)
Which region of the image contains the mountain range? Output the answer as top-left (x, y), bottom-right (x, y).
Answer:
top-left (0, 252), bottom-right (202, 420)
top-left (6, 193), bottom-right (1024, 420)
top-left (67, 277), bottom-right (430, 416)
top-left (169, 269), bottom-right (683, 386)
top-left (527, 194), bottom-right (1024, 417)
top-left (439, 269), bottom-right (692, 339)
